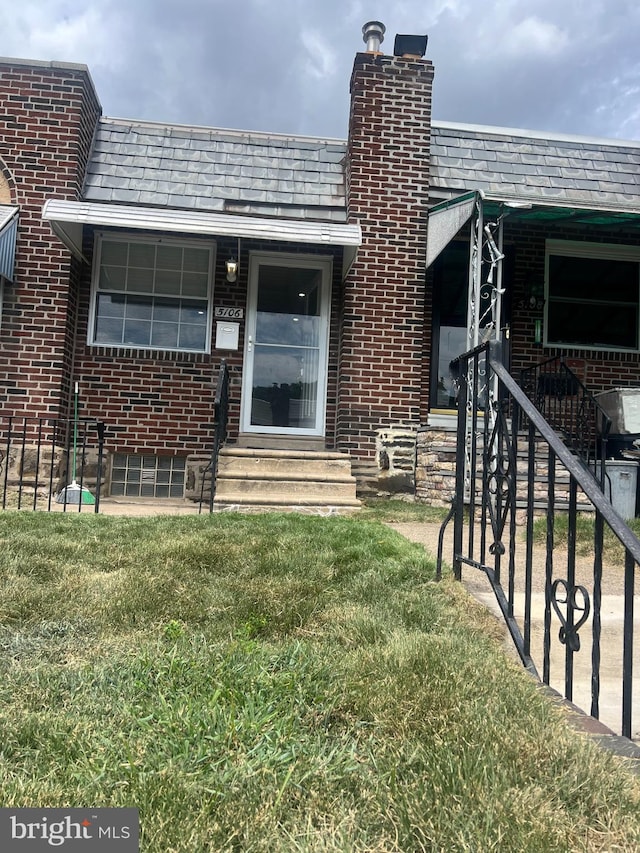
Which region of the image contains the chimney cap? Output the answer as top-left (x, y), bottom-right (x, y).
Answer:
top-left (362, 21), bottom-right (385, 53)
top-left (393, 33), bottom-right (428, 59)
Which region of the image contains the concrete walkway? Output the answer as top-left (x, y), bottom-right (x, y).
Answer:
top-left (387, 519), bottom-right (640, 762)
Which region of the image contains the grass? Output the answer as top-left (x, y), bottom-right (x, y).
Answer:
top-left (360, 498), bottom-right (450, 524)
top-left (532, 512), bottom-right (640, 557)
top-left (0, 511), bottom-right (639, 851)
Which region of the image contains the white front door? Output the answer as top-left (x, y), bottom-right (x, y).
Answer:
top-left (241, 253), bottom-right (332, 436)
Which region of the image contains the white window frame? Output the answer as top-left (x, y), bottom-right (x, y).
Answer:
top-left (88, 231), bottom-right (216, 353)
top-left (544, 239), bottom-right (640, 352)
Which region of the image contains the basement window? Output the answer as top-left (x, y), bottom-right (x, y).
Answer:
top-left (545, 240), bottom-right (640, 351)
top-left (110, 454), bottom-right (186, 498)
top-left (90, 233), bottom-right (214, 352)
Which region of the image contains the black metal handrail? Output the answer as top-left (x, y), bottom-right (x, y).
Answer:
top-left (199, 360), bottom-right (230, 513)
top-left (520, 356), bottom-right (612, 479)
top-left (439, 341), bottom-right (640, 738)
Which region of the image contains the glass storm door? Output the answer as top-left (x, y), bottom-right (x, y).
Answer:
top-left (241, 254), bottom-right (331, 435)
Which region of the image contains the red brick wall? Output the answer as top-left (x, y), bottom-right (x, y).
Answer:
top-left (73, 234), bottom-right (343, 456)
top-left (0, 59), bottom-right (101, 417)
top-left (339, 51), bottom-right (433, 457)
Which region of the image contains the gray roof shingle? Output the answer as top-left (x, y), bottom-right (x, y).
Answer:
top-left (82, 117), bottom-right (640, 221)
top-left (431, 121), bottom-right (640, 211)
top-left (83, 118), bottom-right (348, 222)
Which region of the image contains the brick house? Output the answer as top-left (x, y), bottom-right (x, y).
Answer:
top-left (1, 21), bottom-right (639, 510)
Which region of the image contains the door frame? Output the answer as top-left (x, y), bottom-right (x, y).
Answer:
top-left (240, 251), bottom-right (333, 436)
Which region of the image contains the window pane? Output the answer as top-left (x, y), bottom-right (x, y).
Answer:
top-left (180, 299), bottom-right (208, 324)
top-left (126, 297), bottom-right (153, 320)
top-left (251, 344), bottom-right (319, 428)
top-left (97, 293), bottom-right (125, 318)
top-left (151, 323), bottom-right (179, 348)
top-left (178, 324), bottom-right (207, 350)
top-left (183, 247), bottom-right (210, 272)
top-left (155, 269), bottom-right (181, 295)
top-left (157, 245), bottom-right (182, 270)
top-left (95, 316), bottom-right (124, 343)
top-left (101, 241), bottom-right (128, 265)
top-left (154, 298), bottom-right (180, 322)
top-left (99, 266), bottom-right (126, 290)
top-left (257, 265), bottom-right (321, 315)
top-left (128, 268), bottom-right (154, 293)
top-left (182, 272), bottom-right (208, 297)
top-left (548, 301), bottom-right (638, 348)
top-left (123, 319), bottom-right (151, 345)
top-left (129, 243), bottom-right (155, 268)
top-left (549, 255), bottom-right (638, 302)
top-left (256, 312), bottom-right (320, 346)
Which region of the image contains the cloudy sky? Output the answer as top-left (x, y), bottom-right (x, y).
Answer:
top-left (3, 0), bottom-right (640, 142)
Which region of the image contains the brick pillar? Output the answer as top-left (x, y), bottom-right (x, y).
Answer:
top-left (337, 50), bottom-right (433, 458)
top-left (0, 59), bottom-right (101, 416)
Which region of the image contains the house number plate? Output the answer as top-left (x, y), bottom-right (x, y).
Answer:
top-left (215, 307), bottom-right (244, 319)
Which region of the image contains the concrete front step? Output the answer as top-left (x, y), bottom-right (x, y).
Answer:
top-left (214, 496), bottom-right (361, 513)
top-left (213, 447), bottom-right (360, 512)
top-left (215, 477), bottom-right (358, 500)
top-left (217, 448), bottom-right (354, 481)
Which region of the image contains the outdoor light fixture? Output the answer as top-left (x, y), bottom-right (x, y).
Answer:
top-left (226, 258), bottom-right (238, 283)
top-left (393, 33), bottom-right (428, 58)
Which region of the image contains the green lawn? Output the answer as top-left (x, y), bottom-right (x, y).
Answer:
top-left (0, 511), bottom-right (639, 851)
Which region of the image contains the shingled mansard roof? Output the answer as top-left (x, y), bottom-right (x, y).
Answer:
top-left (83, 118), bottom-right (348, 222)
top-left (430, 121), bottom-right (640, 213)
top-left (82, 116), bottom-right (640, 221)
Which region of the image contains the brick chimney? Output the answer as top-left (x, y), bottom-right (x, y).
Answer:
top-left (0, 58), bottom-right (101, 416)
top-left (338, 23), bottom-right (434, 463)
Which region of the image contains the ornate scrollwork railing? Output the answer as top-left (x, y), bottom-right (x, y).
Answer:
top-left (439, 341), bottom-right (640, 739)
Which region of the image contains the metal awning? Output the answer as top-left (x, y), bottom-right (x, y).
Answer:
top-left (426, 191), bottom-right (479, 268)
top-left (0, 205), bottom-right (19, 284)
top-left (42, 199), bottom-right (362, 276)
top-left (484, 201), bottom-right (640, 228)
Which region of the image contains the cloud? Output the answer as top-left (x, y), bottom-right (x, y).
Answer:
top-left (503, 16), bottom-right (569, 58)
top-left (2, 0), bottom-right (640, 140)
top-left (300, 29), bottom-right (338, 81)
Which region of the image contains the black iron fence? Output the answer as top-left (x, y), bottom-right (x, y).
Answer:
top-left (438, 341), bottom-right (640, 739)
top-left (0, 416), bottom-right (105, 512)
